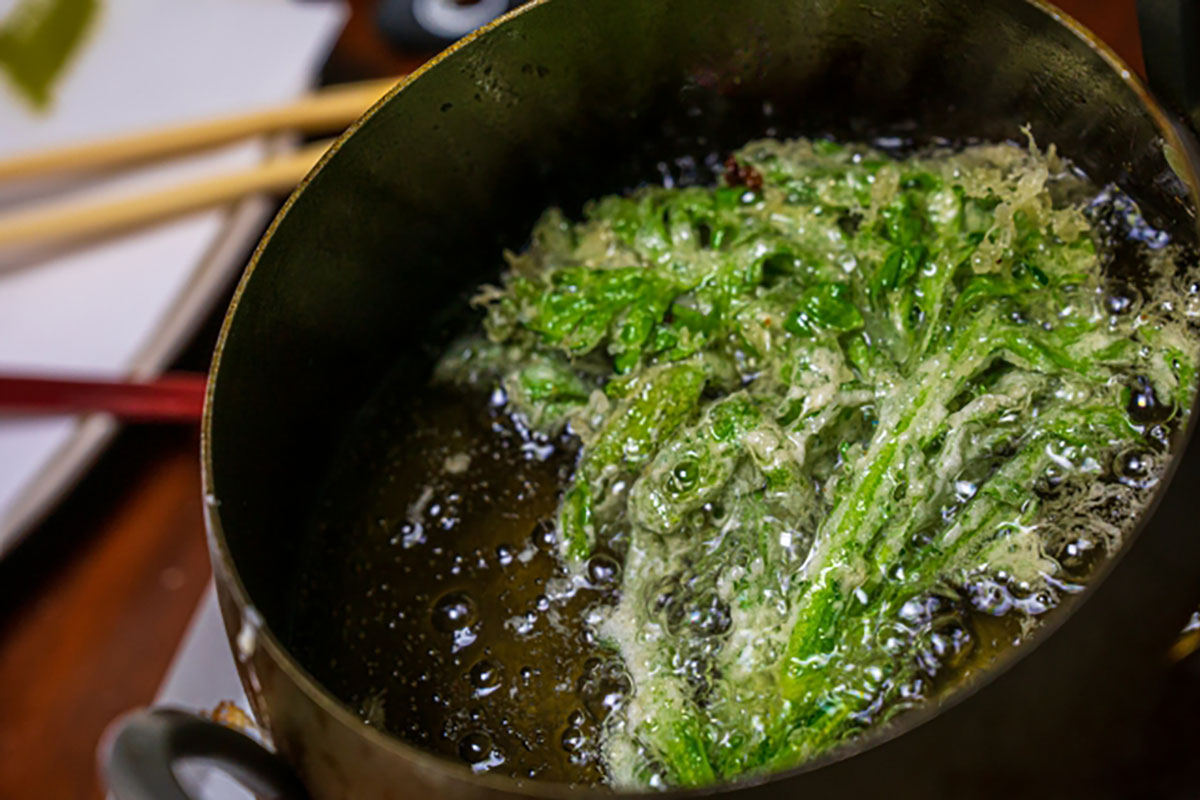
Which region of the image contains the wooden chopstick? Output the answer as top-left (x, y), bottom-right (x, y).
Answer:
top-left (0, 372), bottom-right (206, 422)
top-left (0, 139), bottom-right (332, 249)
top-left (0, 77), bottom-right (397, 183)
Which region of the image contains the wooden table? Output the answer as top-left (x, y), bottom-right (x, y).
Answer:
top-left (0, 1), bottom-right (1160, 797)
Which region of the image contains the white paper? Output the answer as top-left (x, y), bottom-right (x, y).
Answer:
top-left (0, 0), bottom-right (347, 553)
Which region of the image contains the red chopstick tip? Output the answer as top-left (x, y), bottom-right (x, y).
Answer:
top-left (0, 371), bottom-right (207, 423)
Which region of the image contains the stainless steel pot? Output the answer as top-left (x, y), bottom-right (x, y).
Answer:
top-left (107, 0), bottom-right (1200, 797)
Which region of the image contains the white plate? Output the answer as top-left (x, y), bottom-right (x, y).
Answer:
top-left (0, 0), bottom-right (348, 557)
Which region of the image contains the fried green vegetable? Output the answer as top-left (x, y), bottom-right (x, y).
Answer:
top-left (435, 137), bottom-right (1200, 788)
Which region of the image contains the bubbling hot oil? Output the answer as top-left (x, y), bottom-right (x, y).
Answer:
top-left (291, 384), bottom-right (632, 783)
top-left (286, 168), bottom-right (1198, 787)
top-left (288, 381), bottom-right (1080, 785)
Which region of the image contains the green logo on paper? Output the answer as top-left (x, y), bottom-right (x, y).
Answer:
top-left (0, 0), bottom-right (100, 110)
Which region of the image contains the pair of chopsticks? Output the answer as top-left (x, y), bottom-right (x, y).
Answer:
top-left (0, 77), bottom-right (399, 250)
top-left (0, 80), bottom-right (401, 421)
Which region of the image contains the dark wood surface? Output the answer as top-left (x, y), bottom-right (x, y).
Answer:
top-left (0, 427), bottom-right (211, 800)
top-left (0, 1), bottom-right (1155, 798)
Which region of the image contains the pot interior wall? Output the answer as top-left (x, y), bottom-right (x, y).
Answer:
top-left (209, 0), bottom-right (1194, 703)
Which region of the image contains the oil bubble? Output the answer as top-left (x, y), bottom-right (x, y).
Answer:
top-left (531, 520), bottom-right (557, 550)
top-left (578, 659), bottom-right (632, 722)
top-left (670, 458), bottom-right (700, 492)
top-left (687, 597), bottom-right (732, 637)
top-left (1102, 281), bottom-right (1141, 317)
top-left (1057, 536), bottom-right (1097, 574)
top-left (432, 591), bottom-right (476, 633)
top-left (459, 731), bottom-right (493, 763)
top-left (561, 726), bottom-right (585, 753)
top-left (1114, 448), bottom-right (1157, 489)
top-left (1127, 376), bottom-right (1170, 424)
top-left (586, 552), bottom-right (621, 586)
top-left (929, 618), bottom-right (973, 670)
top-left (1147, 423), bottom-right (1170, 448)
top-left (1035, 464), bottom-right (1066, 497)
top-left (468, 660), bottom-right (501, 695)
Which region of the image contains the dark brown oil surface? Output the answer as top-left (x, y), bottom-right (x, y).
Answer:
top-left (290, 382), bottom-right (622, 784)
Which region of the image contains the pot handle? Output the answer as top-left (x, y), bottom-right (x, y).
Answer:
top-left (103, 708), bottom-right (310, 800)
top-left (1137, 0), bottom-right (1200, 123)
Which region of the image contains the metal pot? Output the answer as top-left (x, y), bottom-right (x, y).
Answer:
top-left (107, 0), bottom-right (1200, 797)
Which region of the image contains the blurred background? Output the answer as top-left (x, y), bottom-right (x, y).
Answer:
top-left (0, 1), bottom-right (1189, 798)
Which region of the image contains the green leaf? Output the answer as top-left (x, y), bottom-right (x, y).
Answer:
top-left (559, 361), bottom-right (707, 559)
top-left (785, 282), bottom-right (864, 336)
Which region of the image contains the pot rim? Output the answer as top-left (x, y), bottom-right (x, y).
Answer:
top-left (199, 0), bottom-right (1200, 796)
